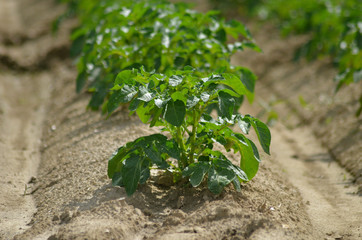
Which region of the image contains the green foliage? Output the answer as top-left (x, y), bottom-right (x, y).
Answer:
top-left (259, 0), bottom-right (361, 89)
top-left (264, 0), bottom-right (362, 115)
top-left (62, 0), bottom-right (259, 110)
top-left (107, 68), bottom-right (270, 195)
top-left (208, 0), bottom-right (263, 16)
top-left (60, 0), bottom-right (271, 195)
top-left (210, 0), bottom-right (362, 116)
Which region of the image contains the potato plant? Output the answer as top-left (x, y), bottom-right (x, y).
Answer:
top-left (59, 0), bottom-right (271, 195)
top-left (107, 67), bottom-right (270, 195)
top-left (60, 0), bottom-right (260, 110)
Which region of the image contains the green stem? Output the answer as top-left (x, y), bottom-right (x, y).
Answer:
top-left (176, 126), bottom-right (187, 169)
top-left (195, 146), bottom-right (207, 158)
top-left (189, 109), bottom-right (198, 163)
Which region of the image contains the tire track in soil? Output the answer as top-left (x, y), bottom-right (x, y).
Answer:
top-left (0, 73), bottom-right (51, 239)
top-left (0, 0), bottom-right (53, 239)
top-left (269, 123), bottom-right (362, 239)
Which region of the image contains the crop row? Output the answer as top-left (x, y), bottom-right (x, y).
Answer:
top-left (58, 0), bottom-right (271, 195)
top-left (210, 0), bottom-right (362, 116)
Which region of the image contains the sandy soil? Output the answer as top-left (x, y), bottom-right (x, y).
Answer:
top-left (0, 0), bottom-right (70, 238)
top-left (0, 0), bottom-right (361, 240)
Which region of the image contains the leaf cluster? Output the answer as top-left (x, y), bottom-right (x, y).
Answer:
top-left (63, 0), bottom-right (260, 110)
top-left (106, 68), bottom-right (270, 195)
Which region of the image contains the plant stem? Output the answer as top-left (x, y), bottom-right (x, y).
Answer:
top-left (195, 146), bottom-right (207, 158)
top-left (176, 126), bottom-right (187, 169)
top-left (189, 109), bottom-right (198, 163)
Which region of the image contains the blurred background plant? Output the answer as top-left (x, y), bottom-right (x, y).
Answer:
top-left (209, 0), bottom-right (362, 116)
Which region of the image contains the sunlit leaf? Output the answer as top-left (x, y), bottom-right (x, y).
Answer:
top-left (164, 100), bottom-right (186, 126)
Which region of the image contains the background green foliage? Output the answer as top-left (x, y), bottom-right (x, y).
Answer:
top-left (210, 0), bottom-right (362, 115)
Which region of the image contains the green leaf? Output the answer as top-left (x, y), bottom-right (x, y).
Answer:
top-left (136, 102), bottom-right (152, 123)
top-left (186, 96), bottom-right (200, 109)
top-left (237, 120), bottom-right (251, 134)
top-left (169, 75), bottom-right (184, 87)
top-left (207, 161), bottom-right (235, 194)
top-left (225, 20), bottom-right (251, 39)
top-left (150, 107), bottom-right (163, 127)
top-left (227, 161), bottom-right (248, 182)
top-left (115, 70), bottom-right (136, 85)
top-left (76, 71), bottom-right (87, 93)
top-left (139, 159), bottom-right (151, 184)
top-left (70, 34), bottom-right (86, 58)
top-left (129, 99), bottom-right (141, 111)
top-left (237, 135), bottom-right (259, 179)
top-left (174, 56), bottom-right (185, 67)
top-left (144, 145), bottom-right (168, 169)
top-left (245, 116), bottom-right (271, 155)
top-left (121, 155), bottom-right (144, 196)
top-left (164, 100), bottom-right (186, 126)
top-left (183, 161), bottom-right (210, 187)
top-left (239, 67), bottom-right (256, 93)
top-left (219, 89), bottom-right (240, 98)
top-left (155, 98), bottom-right (167, 108)
top-left (218, 91), bottom-right (235, 119)
top-left (88, 86), bottom-right (108, 110)
top-left (122, 85), bottom-right (138, 102)
top-left (215, 28), bottom-right (226, 42)
top-left (138, 86), bottom-right (154, 102)
top-left (160, 139), bottom-right (181, 160)
top-left (171, 91), bottom-right (187, 104)
top-left (184, 65), bottom-right (195, 71)
top-left (226, 134), bottom-right (259, 180)
top-left (220, 73), bottom-right (247, 97)
top-left (215, 135), bottom-right (227, 145)
top-left (108, 147), bottom-right (127, 178)
top-left (249, 140), bottom-right (260, 162)
top-left (108, 85), bottom-right (137, 113)
top-left (112, 172), bottom-right (124, 187)
top-left (243, 42), bottom-right (262, 53)
top-left (201, 92), bottom-right (210, 102)
top-left (232, 178), bottom-right (241, 192)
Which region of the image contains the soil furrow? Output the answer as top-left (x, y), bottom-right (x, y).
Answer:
top-left (0, 0), bottom-right (65, 238)
top-left (0, 72), bottom-right (51, 239)
top-left (269, 123), bottom-right (361, 239)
